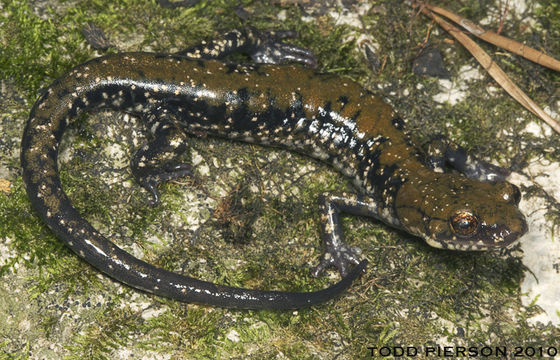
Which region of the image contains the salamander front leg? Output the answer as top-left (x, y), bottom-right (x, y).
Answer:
top-left (177, 27), bottom-right (317, 67)
top-left (243, 27), bottom-right (317, 67)
top-left (426, 136), bottom-right (510, 182)
top-left (313, 192), bottom-right (377, 278)
top-left (132, 109), bottom-right (192, 206)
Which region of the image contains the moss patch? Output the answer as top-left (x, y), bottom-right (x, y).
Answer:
top-left (1, 0), bottom-right (559, 358)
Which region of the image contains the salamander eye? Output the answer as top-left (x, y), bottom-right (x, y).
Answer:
top-left (508, 184), bottom-right (521, 205)
top-left (450, 211), bottom-right (479, 237)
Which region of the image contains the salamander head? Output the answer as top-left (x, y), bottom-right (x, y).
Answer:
top-left (395, 175), bottom-right (527, 251)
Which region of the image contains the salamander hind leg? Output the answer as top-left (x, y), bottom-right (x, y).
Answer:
top-left (425, 136), bottom-right (510, 182)
top-left (313, 192), bottom-right (378, 278)
top-left (132, 107), bottom-right (192, 206)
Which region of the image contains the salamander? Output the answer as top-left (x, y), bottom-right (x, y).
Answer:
top-left (21, 28), bottom-right (527, 309)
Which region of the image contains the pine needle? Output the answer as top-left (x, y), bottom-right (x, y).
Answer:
top-left (412, 2), bottom-right (560, 134)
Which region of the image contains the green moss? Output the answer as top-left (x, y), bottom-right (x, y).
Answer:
top-left (0, 180), bottom-right (71, 274)
top-left (1, 0), bottom-right (560, 358)
top-left (0, 0), bottom-right (88, 99)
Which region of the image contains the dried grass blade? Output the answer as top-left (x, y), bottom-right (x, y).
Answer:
top-left (422, 2), bottom-right (560, 72)
top-left (420, 8), bottom-right (560, 134)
